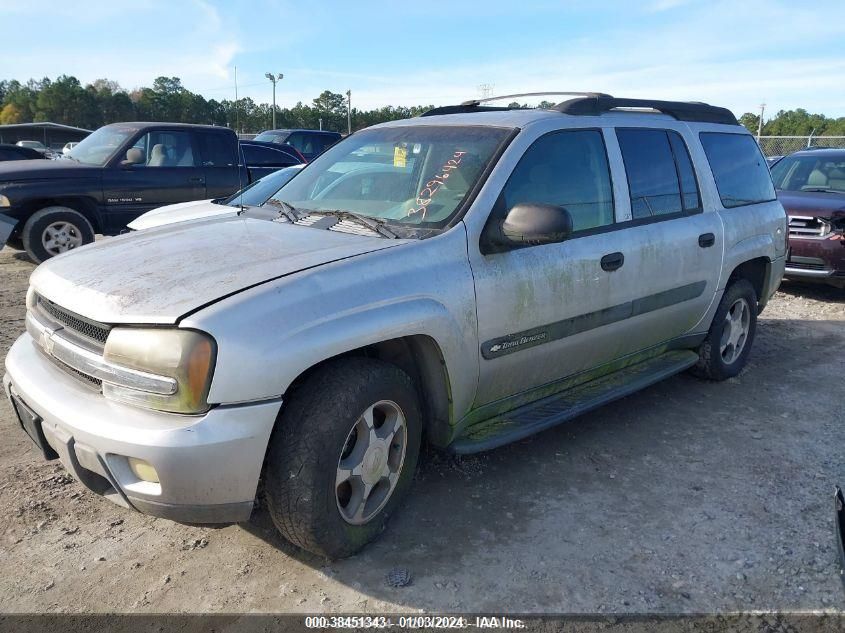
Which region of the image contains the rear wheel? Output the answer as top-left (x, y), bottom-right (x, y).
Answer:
top-left (691, 279), bottom-right (757, 380)
top-left (263, 357), bottom-right (422, 558)
top-left (21, 206), bottom-right (95, 263)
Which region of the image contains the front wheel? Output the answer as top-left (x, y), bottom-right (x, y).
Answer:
top-left (691, 279), bottom-right (758, 381)
top-left (263, 357), bottom-right (422, 558)
top-left (21, 206), bottom-right (95, 264)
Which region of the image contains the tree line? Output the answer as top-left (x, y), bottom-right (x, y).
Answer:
top-left (0, 75), bottom-right (432, 134)
top-left (1, 75), bottom-right (844, 136)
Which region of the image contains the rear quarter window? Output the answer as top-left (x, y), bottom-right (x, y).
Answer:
top-left (699, 132), bottom-right (776, 208)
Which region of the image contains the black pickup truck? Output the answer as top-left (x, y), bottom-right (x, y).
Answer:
top-left (0, 122), bottom-right (303, 262)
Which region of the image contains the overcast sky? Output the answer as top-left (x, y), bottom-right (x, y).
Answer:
top-left (1, 0), bottom-right (843, 117)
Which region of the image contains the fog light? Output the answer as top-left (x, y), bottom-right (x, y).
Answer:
top-left (128, 457), bottom-right (159, 483)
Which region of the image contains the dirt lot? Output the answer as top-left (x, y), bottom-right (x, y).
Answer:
top-left (0, 246), bottom-right (844, 614)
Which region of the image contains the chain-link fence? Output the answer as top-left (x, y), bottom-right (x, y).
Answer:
top-left (757, 136), bottom-right (845, 157)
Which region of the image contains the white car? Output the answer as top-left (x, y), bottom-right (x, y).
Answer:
top-left (62, 142), bottom-right (79, 156)
top-left (127, 165), bottom-right (303, 231)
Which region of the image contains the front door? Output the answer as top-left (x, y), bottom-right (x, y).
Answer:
top-left (102, 129), bottom-right (206, 232)
top-left (470, 128), bottom-right (630, 406)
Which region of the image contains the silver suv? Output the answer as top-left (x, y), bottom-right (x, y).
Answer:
top-left (4, 93), bottom-right (787, 557)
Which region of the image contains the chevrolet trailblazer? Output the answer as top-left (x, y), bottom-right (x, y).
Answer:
top-left (4, 93), bottom-right (786, 557)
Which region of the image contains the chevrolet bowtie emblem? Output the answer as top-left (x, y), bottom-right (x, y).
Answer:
top-left (39, 329), bottom-right (56, 355)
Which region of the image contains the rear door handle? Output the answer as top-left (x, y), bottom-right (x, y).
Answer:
top-left (600, 252), bottom-right (624, 271)
top-left (188, 176), bottom-right (205, 183)
top-left (698, 232), bottom-right (715, 248)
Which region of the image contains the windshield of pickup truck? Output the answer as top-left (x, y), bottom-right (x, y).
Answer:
top-left (770, 153), bottom-right (845, 193)
top-left (67, 125), bottom-right (138, 166)
top-left (269, 125), bottom-right (511, 228)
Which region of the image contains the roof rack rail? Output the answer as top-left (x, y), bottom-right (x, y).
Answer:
top-left (421, 91), bottom-right (610, 117)
top-left (553, 95), bottom-right (738, 125)
top-left (460, 91), bottom-right (612, 107)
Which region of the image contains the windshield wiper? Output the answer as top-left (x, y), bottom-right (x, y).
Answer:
top-left (309, 210), bottom-right (399, 239)
top-left (264, 198), bottom-right (303, 223)
top-left (800, 188), bottom-right (842, 194)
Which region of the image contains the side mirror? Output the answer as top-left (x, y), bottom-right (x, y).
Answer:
top-left (121, 147), bottom-right (144, 166)
top-left (497, 203), bottom-right (573, 247)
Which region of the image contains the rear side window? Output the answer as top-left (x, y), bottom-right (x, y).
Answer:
top-left (242, 144), bottom-right (296, 167)
top-left (199, 133), bottom-right (237, 167)
top-left (699, 133), bottom-right (775, 208)
top-left (617, 129), bottom-right (701, 219)
top-left (502, 129), bottom-right (614, 232)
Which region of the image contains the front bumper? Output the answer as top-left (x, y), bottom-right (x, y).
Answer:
top-left (4, 333), bottom-right (281, 523)
top-left (785, 236), bottom-right (845, 287)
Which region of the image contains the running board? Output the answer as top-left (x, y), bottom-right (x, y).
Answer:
top-left (451, 350), bottom-right (699, 454)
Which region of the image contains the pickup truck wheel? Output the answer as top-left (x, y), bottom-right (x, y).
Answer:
top-left (21, 207), bottom-right (95, 263)
top-left (691, 279), bottom-right (757, 381)
top-left (263, 357), bottom-right (422, 558)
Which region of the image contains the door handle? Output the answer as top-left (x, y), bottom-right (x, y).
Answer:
top-left (188, 176), bottom-right (205, 184)
top-left (600, 252), bottom-right (624, 271)
top-left (698, 232), bottom-right (715, 248)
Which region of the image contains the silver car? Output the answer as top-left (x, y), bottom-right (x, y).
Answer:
top-left (4, 93), bottom-right (787, 557)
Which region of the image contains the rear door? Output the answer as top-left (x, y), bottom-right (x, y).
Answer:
top-left (604, 126), bottom-right (723, 357)
top-left (101, 129), bottom-right (206, 231)
top-left (198, 130), bottom-right (241, 199)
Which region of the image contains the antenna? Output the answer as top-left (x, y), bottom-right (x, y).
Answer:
top-left (234, 65), bottom-right (245, 210)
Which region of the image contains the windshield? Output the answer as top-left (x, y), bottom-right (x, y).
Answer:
top-left (67, 125), bottom-right (138, 166)
top-left (224, 166), bottom-right (302, 207)
top-left (770, 153), bottom-right (845, 193)
top-left (254, 131), bottom-right (290, 144)
top-left (270, 125), bottom-right (511, 228)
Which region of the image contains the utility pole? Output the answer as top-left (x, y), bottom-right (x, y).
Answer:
top-left (346, 89), bottom-right (352, 135)
top-left (265, 72), bottom-right (283, 129)
top-left (757, 103), bottom-right (766, 140)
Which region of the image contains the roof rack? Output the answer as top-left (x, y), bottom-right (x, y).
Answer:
top-left (553, 95), bottom-right (738, 125)
top-left (421, 92), bottom-right (738, 125)
top-left (421, 92), bottom-right (609, 117)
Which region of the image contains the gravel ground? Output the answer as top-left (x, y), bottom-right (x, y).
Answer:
top-left (0, 245), bottom-right (844, 614)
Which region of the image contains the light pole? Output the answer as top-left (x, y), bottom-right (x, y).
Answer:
top-left (757, 103), bottom-right (766, 140)
top-left (346, 89), bottom-right (351, 135)
top-left (265, 72), bottom-right (283, 129)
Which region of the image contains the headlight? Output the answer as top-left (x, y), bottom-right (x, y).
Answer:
top-left (102, 328), bottom-right (216, 414)
top-left (819, 218), bottom-right (832, 237)
top-left (0, 194), bottom-right (10, 207)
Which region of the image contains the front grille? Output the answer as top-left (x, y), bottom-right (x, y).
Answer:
top-left (37, 297), bottom-right (111, 345)
top-left (786, 261), bottom-right (827, 271)
top-left (53, 357), bottom-right (103, 390)
top-left (788, 215), bottom-right (826, 238)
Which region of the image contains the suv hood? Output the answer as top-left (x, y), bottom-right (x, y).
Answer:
top-left (127, 199), bottom-right (234, 231)
top-left (30, 216), bottom-right (404, 324)
top-left (0, 158), bottom-right (97, 181)
top-left (779, 190), bottom-right (845, 219)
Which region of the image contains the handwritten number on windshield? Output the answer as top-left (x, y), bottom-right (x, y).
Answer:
top-left (407, 151), bottom-right (466, 220)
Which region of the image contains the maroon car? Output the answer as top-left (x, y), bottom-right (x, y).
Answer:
top-left (772, 148), bottom-right (845, 288)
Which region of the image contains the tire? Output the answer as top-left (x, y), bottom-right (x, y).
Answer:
top-left (264, 357), bottom-right (422, 558)
top-left (691, 279), bottom-right (758, 381)
top-left (21, 206), bottom-right (95, 264)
